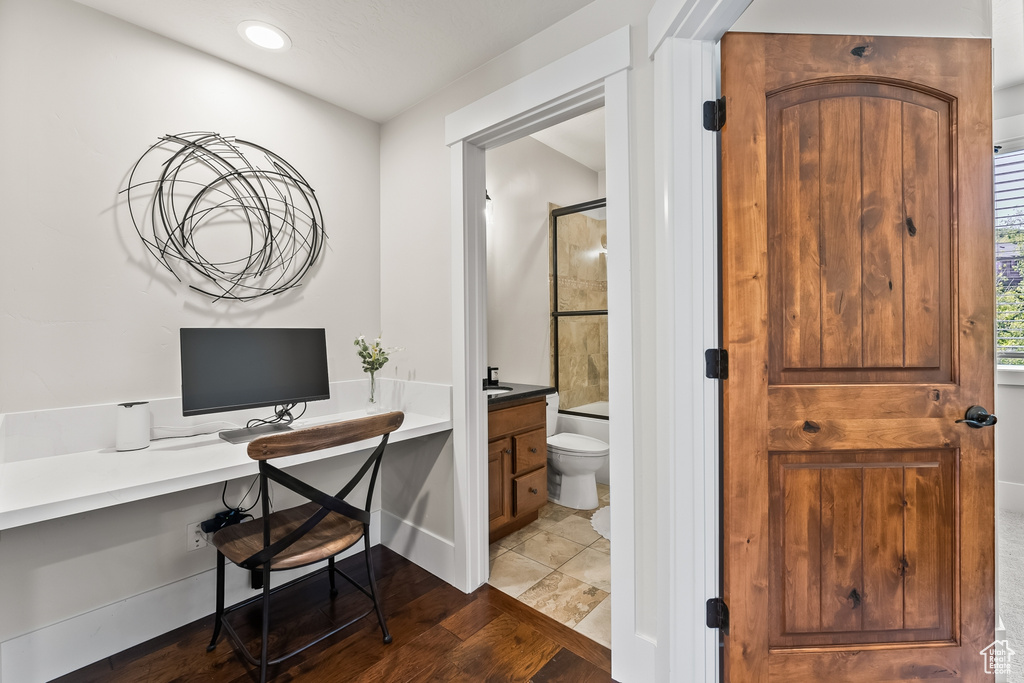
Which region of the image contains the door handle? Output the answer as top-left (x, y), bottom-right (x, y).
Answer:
top-left (955, 405), bottom-right (997, 429)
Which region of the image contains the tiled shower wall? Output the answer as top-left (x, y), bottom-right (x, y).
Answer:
top-left (549, 205), bottom-right (608, 411)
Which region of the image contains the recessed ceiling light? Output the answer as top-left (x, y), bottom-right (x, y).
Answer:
top-left (238, 21), bottom-right (291, 51)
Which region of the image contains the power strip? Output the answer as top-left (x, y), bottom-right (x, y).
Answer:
top-left (200, 508), bottom-right (251, 534)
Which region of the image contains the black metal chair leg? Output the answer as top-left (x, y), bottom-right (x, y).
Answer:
top-left (363, 535), bottom-right (391, 644)
top-left (328, 556), bottom-right (338, 597)
top-left (207, 551), bottom-right (225, 652)
top-left (259, 563), bottom-right (271, 683)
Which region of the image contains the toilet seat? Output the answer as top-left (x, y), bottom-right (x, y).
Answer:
top-left (547, 432), bottom-right (608, 455)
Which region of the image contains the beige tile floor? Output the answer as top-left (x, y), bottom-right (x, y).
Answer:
top-left (488, 483), bottom-right (611, 647)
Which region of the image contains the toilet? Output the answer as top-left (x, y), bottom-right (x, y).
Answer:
top-left (546, 393), bottom-right (609, 509)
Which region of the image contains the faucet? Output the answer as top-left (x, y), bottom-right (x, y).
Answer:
top-left (486, 366), bottom-right (500, 386)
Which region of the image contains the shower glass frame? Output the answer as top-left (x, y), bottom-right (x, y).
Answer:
top-left (551, 198), bottom-right (608, 421)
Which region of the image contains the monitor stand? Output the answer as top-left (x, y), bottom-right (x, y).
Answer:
top-left (219, 423), bottom-right (293, 445)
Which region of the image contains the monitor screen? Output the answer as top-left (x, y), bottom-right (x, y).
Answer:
top-left (180, 328), bottom-right (330, 417)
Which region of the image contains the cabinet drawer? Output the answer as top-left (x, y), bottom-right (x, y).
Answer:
top-left (488, 399), bottom-right (546, 440)
top-left (513, 428), bottom-right (547, 473)
top-left (513, 467), bottom-right (547, 517)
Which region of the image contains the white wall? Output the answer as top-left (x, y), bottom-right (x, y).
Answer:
top-left (485, 136), bottom-right (600, 386)
top-left (0, 0), bottom-right (382, 415)
top-left (995, 82), bottom-right (1024, 152)
top-left (996, 371), bottom-right (1024, 512)
top-left (380, 0), bottom-right (660, 640)
top-left (995, 82), bottom-right (1024, 119)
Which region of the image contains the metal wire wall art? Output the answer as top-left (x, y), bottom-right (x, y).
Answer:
top-left (123, 131), bottom-right (326, 302)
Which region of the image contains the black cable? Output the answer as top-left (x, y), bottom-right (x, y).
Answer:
top-left (221, 475), bottom-right (261, 513)
top-left (245, 402), bottom-right (306, 429)
top-left (220, 401), bottom-right (308, 516)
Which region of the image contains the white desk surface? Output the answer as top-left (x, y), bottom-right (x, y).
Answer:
top-left (0, 410), bottom-right (452, 531)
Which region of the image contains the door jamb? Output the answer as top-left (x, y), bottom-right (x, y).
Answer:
top-left (648, 1), bottom-right (752, 681)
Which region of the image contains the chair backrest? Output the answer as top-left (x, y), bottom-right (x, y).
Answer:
top-left (237, 412), bottom-right (405, 570)
top-left (247, 411), bottom-right (405, 461)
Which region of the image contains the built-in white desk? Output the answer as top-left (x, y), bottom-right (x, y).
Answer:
top-left (0, 379), bottom-right (453, 530)
top-left (0, 379), bottom-right (454, 683)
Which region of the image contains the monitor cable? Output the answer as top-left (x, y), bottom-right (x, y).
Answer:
top-left (244, 402), bottom-right (307, 431)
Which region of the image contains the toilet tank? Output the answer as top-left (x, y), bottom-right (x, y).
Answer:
top-left (546, 392), bottom-right (560, 436)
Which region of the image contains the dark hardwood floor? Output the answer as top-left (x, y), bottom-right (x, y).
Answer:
top-left (55, 546), bottom-right (613, 682)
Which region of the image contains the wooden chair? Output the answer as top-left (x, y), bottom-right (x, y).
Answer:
top-left (206, 411), bottom-right (404, 682)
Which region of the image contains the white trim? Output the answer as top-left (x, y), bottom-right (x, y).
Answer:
top-left (449, 141), bottom-right (490, 593)
top-left (444, 26), bottom-right (630, 148)
top-left (648, 0), bottom-right (753, 55)
top-left (445, 28), bottom-right (650, 680)
top-left (603, 67), bottom-right (656, 683)
top-left (380, 510), bottom-right (457, 581)
top-left (997, 365), bottom-right (1024, 386)
top-left (653, 36), bottom-right (721, 683)
top-left (1, 514), bottom-right (381, 683)
top-left (999, 481), bottom-right (1024, 513)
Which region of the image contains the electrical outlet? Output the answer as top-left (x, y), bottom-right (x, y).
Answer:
top-left (187, 522), bottom-right (208, 551)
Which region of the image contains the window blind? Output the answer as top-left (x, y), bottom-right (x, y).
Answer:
top-left (996, 148), bottom-right (1024, 361)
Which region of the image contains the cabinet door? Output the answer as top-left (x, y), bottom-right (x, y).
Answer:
top-left (513, 428), bottom-right (547, 473)
top-left (488, 438), bottom-right (510, 525)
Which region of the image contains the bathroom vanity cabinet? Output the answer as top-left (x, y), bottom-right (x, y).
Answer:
top-left (488, 395), bottom-right (548, 543)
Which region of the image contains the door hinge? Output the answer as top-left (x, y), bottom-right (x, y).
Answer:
top-left (706, 597), bottom-right (730, 634)
top-left (705, 348), bottom-right (728, 380)
top-left (703, 97), bottom-right (726, 131)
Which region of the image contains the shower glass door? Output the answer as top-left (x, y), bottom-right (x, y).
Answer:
top-left (551, 199), bottom-right (608, 420)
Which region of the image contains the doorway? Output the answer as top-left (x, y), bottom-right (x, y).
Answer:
top-left (994, 145), bottom-right (1024, 683)
top-left (482, 119), bottom-right (612, 645)
top-left (444, 25), bottom-right (650, 680)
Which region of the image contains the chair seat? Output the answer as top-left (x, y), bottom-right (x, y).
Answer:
top-left (212, 502), bottom-right (364, 570)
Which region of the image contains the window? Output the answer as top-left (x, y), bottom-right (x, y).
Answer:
top-left (996, 148), bottom-right (1024, 363)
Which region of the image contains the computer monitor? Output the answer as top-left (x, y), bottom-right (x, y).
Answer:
top-left (180, 328), bottom-right (330, 443)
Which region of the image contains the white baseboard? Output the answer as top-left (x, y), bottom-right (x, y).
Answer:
top-left (380, 510), bottom-right (456, 585)
top-left (0, 511), bottom-right (380, 683)
top-left (999, 481), bottom-right (1024, 513)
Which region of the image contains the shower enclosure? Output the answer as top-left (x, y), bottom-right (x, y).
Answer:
top-left (550, 198), bottom-right (608, 419)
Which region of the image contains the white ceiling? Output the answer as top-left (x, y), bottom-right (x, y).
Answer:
top-left (68, 0), bottom-right (1022, 157)
top-left (994, 0), bottom-right (1024, 91)
top-left (530, 108), bottom-right (605, 172)
top-left (70, 0), bottom-right (595, 123)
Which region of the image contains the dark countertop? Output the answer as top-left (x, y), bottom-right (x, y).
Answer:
top-left (485, 382), bottom-right (556, 409)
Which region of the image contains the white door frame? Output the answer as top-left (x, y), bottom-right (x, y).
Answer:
top-left (647, 1), bottom-right (752, 682)
top-left (445, 26), bottom-right (653, 681)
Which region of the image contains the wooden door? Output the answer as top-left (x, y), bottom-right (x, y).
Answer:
top-left (721, 34), bottom-right (995, 681)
